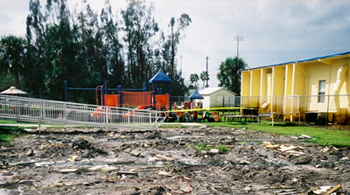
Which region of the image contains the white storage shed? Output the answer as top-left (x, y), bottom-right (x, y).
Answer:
top-left (199, 87), bottom-right (236, 108)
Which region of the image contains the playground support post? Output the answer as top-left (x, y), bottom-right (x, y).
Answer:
top-left (64, 80), bottom-right (68, 102)
top-left (169, 84), bottom-right (172, 111)
top-left (143, 82), bottom-right (146, 92)
top-left (118, 85), bottom-right (122, 107)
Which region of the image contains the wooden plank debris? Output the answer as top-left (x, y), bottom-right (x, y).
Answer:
top-left (155, 154), bottom-right (174, 161)
top-left (88, 165), bottom-right (104, 172)
top-left (59, 169), bottom-right (78, 173)
top-left (325, 184), bottom-right (341, 195)
top-left (279, 145), bottom-right (298, 152)
top-left (101, 166), bottom-right (118, 173)
top-left (301, 134), bottom-right (312, 139)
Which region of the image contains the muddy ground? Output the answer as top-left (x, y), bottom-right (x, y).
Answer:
top-left (1, 125), bottom-right (350, 195)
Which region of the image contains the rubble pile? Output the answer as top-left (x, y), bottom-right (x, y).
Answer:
top-left (0, 126), bottom-right (349, 194)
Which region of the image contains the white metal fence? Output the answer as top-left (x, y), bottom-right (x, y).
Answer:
top-left (0, 95), bottom-right (166, 128)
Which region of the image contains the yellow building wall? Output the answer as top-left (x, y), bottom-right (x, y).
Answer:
top-left (250, 70), bottom-right (260, 107)
top-left (305, 62), bottom-right (330, 112)
top-left (241, 71), bottom-right (250, 107)
top-left (241, 71), bottom-right (250, 96)
top-left (260, 69), bottom-right (267, 96)
top-left (272, 66), bottom-right (285, 113)
top-left (285, 65), bottom-right (293, 96)
top-left (284, 64), bottom-right (294, 115)
top-left (250, 70), bottom-right (260, 96)
top-left (272, 66), bottom-right (285, 96)
top-left (292, 63), bottom-right (306, 96)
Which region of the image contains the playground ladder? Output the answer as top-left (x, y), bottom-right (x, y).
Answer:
top-left (0, 95), bottom-right (165, 129)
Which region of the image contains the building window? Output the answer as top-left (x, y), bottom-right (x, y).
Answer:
top-left (318, 80), bottom-right (326, 103)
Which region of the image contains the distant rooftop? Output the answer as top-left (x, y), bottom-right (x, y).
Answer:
top-left (199, 87), bottom-right (236, 95)
top-left (243, 50), bottom-right (350, 71)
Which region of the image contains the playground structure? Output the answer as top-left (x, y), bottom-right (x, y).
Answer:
top-left (64, 71), bottom-right (173, 111)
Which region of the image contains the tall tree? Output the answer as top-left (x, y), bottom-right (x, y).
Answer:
top-left (167, 14), bottom-right (191, 80)
top-left (217, 57), bottom-right (247, 95)
top-left (100, 2), bottom-right (125, 87)
top-left (0, 36), bottom-right (27, 88)
top-left (24, 0), bottom-right (48, 97)
top-left (45, 20), bottom-right (84, 100)
top-left (121, 0), bottom-right (159, 88)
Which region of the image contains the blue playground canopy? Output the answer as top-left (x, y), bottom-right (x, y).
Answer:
top-left (149, 70), bottom-right (172, 83)
top-left (149, 70), bottom-right (172, 110)
top-left (188, 90), bottom-right (204, 100)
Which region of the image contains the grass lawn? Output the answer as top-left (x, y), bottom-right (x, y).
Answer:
top-left (205, 121), bottom-right (350, 147)
top-left (1, 118), bottom-right (350, 148)
top-left (0, 126), bottom-right (27, 146)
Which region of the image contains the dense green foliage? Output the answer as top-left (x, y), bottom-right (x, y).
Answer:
top-left (0, 36), bottom-right (27, 88)
top-left (189, 73), bottom-right (199, 90)
top-left (0, 126), bottom-right (26, 146)
top-left (200, 71), bottom-right (209, 89)
top-left (0, 0), bottom-right (190, 103)
top-left (217, 57), bottom-right (247, 95)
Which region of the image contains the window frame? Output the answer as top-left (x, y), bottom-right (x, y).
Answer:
top-left (318, 80), bottom-right (326, 103)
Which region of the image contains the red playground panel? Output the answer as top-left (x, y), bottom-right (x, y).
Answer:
top-left (155, 93), bottom-right (170, 110)
top-left (104, 94), bottom-right (119, 107)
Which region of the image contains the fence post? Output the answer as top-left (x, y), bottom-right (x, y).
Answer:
top-left (128, 109), bottom-right (130, 124)
top-left (15, 96), bottom-right (19, 121)
top-left (64, 102), bottom-right (67, 125)
top-left (326, 94), bottom-right (330, 128)
top-left (42, 101), bottom-right (46, 119)
top-left (39, 100), bottom-right (43, 131)
top-left (223, 96), bottom-right (225, 107)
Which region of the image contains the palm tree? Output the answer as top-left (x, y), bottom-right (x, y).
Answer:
top-left (200, 71), bottom-right (209, 89)
top-left (217, 57), bottom-right (247, 95)
top-left (0, 35), bottom-right (27, 88)
top-left (190, 73), bottom-right (199, 90)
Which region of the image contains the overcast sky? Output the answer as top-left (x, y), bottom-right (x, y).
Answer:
top-left (1, 0), bottom-right (350, 88)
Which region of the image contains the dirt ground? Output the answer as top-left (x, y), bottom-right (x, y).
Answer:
top-left (1, 125), bottom-right (350, 195)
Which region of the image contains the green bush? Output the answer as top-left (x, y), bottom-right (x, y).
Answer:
top-left (217, 145), bottom-right (230, 153)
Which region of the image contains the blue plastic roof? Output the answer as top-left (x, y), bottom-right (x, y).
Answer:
top-left (149, 70), bottom-right (172, 83)
top-left (243, 51), bottom-right (350, 71)
top-left (188, 90), bottom-right (204, 100)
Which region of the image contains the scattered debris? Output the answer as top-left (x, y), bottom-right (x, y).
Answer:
top-left (130, 149), bottom-right (141, 157)
top-left (1, 126), bottom-right (349, 194)
top-left (155, 154), bottom-right (174, 161)
top-left (325, 184), bottom-right (342, 195)
top-left (88, 165), bottom-right (104, 172)
top-left (300, 134), bottom-right (312, 139)
top-left (261, 142), bottom-right (305, 156)
top-left (59, 169), bottom-right (78, 174)
top-left (101, 166), bottom-right (118, 173)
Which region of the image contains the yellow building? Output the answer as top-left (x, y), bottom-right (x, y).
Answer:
top-left (241, 51), bottom-right (350, 124)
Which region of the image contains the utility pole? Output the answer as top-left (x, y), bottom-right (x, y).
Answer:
top-left (233, 35), bottom-right (244, 57)
top-left (205, 56), bottom-right (209, 88)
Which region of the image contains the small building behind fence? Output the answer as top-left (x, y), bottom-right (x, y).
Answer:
top-left (199, 87), bottom-right (237, 108)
